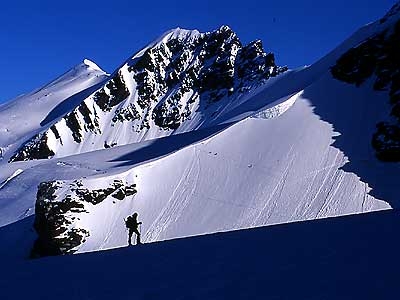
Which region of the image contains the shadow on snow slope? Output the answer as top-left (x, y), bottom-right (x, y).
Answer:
top-left (109, 122), bottom-right (233, 168)
top-left (0, 216), bottom-right (36, 260)
top-left (40, 80), bottom-right (108, 127)
top-left (1, 210), bottom-right (399, 299)
top-left (303, 73), bottom-right (400, 209)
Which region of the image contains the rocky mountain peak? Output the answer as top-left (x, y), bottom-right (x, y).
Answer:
top-left (10, 26), bottom-right (287, 162)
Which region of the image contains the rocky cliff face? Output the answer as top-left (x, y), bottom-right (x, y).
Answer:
top-left (331, 19), bottom-right (400, 161)
top-left (31, 178), bottom-right (137, 257)
top-left (10, 26), bottom-right (287, 162)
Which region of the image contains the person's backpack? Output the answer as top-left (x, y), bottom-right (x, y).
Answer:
top-left (125, 216), bottom-right (134, 229)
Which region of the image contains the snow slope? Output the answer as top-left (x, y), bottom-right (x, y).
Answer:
top-left (0, 70), bottom-right (392, 254)
top-left (0, 59), bottom-right (108, 162)
top-left (1, 210), bottom-right (399, 299)
top-left (57, 76), bottom-right (393, 253)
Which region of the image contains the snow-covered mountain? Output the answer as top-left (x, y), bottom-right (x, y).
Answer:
top-left (9, 26), bottom-right (286, 162)
top-left (1, 3), bottom-right (400, 259)
top-left (0, 59), bottom-right (108, 162)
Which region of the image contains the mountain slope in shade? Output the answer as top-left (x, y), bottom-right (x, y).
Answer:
top-left (331, 15), bottom-right (400, 161)
top-left (1, 210), bottom-right (399, 299)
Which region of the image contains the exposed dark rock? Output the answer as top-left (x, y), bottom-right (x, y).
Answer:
top-left (130, 25), bottom-right (287, 130)
top-left (111, 183), bottom-right (137, 200)
top-left (129, 46), bottom-right (169, 110)
top-left (331, 33), bottom-right (384, 86)
top-left (95, 72), bottom-right (130, 111)
top-left (31, 181), bottom-right (88, 257)
top-left (31, 179), bottom-right (138, 257)
top-left (73, 180), bottom-right (130, 205)
top-left (58, 228), bottom-right (90, 254)
top-left (372, 122), bottom-right (400, 161)
top-left (93, 88), bottom-right (110, 111)
top-left (64, 111), bottom-right (83, 143)
top-left (9, 133), bottom-right (55, 162)
top-left (112, 104), bottom-right (140, 123)
top-left (106, 72), bottom-right (131, 107)
top-left (78, 102), bottom-right (101, 134)
top-left (104, 141), bottom-right (117, 149)
top-left (153, 105), bottom-right (182, 129)
top-left (50, 125), bottom-right (61, 141)
top-left (331, 19), bottom-right (400, 161)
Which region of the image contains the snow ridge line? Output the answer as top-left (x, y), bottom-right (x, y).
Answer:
top-left (251, 91), bottom-right (302, 120)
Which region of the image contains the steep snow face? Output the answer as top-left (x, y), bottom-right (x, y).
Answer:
top-left (0, 60), bottom-right (108, 162)
top-left (10, 26), bottom-right (287, 162)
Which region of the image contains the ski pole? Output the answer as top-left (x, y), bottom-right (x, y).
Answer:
top-left (139, 223), bottom-right (142, 245)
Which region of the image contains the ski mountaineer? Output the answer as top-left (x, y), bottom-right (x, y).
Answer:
top-left (125, 212), bottom-right (142, 246)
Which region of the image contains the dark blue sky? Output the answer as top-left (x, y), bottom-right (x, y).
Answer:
top-left (0, 0), bottom-right (395, 103)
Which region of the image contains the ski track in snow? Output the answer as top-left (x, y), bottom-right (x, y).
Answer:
top-left (145, 147), bottom-right (201, 242)
top-left (0, 168), bottom-right (23, 190)
top-left (301, 150), bottom-right (341, 219)
top-left (252, 145), bottom-right (296, 225)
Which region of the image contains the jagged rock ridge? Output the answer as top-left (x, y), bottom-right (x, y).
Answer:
top-left (11, 26), bottom-right (287, 162)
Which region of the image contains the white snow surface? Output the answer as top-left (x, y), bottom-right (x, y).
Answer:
top-left (0, 10), bottom-right (400, 256)
top-left (83, 58), bottom-right (106, 73)
top-left (0, 60), bottom-right (108, 161)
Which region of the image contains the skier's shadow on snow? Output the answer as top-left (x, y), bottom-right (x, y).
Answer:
top-left (302, 75), bottom-right (400, 208)
top-left (109, 123), bottom-right (232, 167)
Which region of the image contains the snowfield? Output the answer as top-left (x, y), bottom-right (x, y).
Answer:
top-left (0, 59), bottom-right (107, 154)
